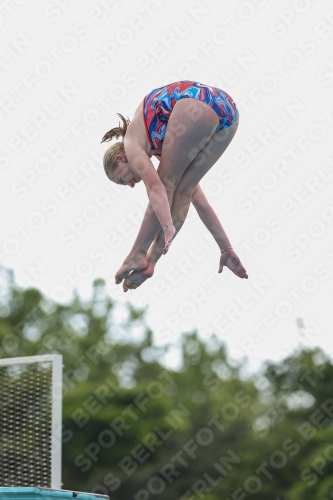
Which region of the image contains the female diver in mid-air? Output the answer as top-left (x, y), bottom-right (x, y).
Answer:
top-left (101, 81), bottom-right (248, 292)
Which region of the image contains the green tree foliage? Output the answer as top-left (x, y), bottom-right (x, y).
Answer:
top-left (0, 268), bottom-right (332, 499)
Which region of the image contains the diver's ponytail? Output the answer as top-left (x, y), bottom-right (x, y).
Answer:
top-left (101, 113), bottom-right (130, 143)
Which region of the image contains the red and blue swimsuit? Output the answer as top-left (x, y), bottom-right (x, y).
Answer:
top-left (142, 80), bottom-right (239, 151)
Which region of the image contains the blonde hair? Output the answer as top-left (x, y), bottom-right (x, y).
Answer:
top-left (101, 113), bottom-right (130, 179)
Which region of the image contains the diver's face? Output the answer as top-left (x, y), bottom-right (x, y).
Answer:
top-left (112, 155), bottom-right (141, 188)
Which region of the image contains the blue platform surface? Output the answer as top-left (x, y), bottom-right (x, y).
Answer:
top-left (0, 488), bottom-right (109, 500)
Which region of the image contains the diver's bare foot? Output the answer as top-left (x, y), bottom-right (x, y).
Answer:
top-left (115, 253), bottom-right (148, 284)
top-left (123, 260), bottom-right (155, 292)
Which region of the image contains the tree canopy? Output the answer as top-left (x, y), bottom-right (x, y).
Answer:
top-left (0, 267), bottom-right (332, 500)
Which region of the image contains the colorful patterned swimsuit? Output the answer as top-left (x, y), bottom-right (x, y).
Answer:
top-left (142, 80), bottom-right (239, 151)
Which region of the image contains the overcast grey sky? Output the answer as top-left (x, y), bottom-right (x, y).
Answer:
top-left (1, 0), bottom-right (333, 372)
